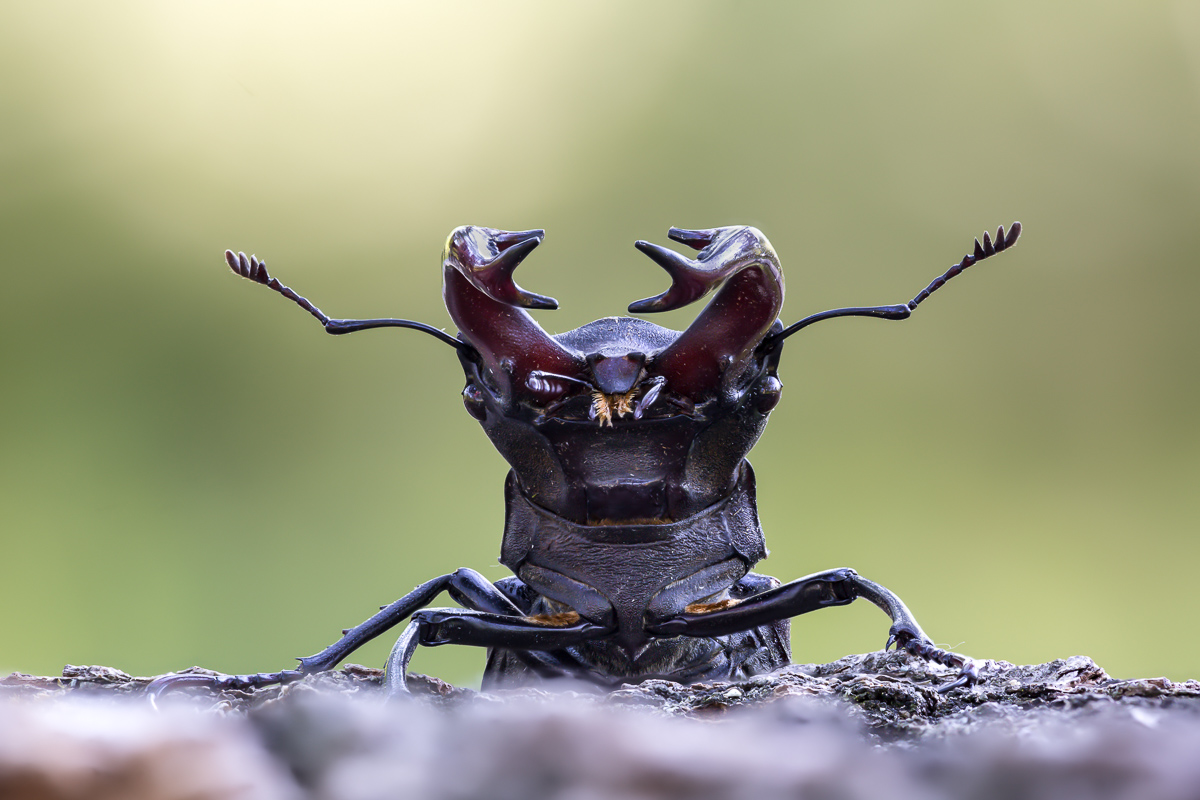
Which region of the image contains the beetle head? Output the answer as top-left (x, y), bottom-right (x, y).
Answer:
top-left (445, 225), bottom-right (786, 524)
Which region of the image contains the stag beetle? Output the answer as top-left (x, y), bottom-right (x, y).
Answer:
top-left (149, 222), bottom-right (1021, 700)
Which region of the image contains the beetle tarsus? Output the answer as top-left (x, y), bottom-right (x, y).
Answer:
top-left (145, 668), bottom-right (305, 707)
top-left (896, 632), bottom-right (983, 692)
top-left (935, 656), bottom-right (983, 692)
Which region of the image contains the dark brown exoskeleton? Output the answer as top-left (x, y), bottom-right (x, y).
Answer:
top-left (149, 222), bottom-right (1021, 700)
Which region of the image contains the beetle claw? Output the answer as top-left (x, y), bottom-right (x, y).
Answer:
top-left (629, 241), bottom-right (703, 313)
top-left (898, 634), bottom-right (983, 692)
top-left (936, 672), bottom-right (973, 693)
top-left (937, 657), bottom-right (982, 693)
top-left (630, 227), bottom-right (755, 313)
top-left (446, 227), bottom-right (558, 310)
top-left (481, 235), bottom-right (558, 310)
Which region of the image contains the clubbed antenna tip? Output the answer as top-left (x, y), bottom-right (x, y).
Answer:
top-left (909, 221), bottom-right (1021, 311)
top-left (222, 248), bottom-right (466, 350)
top-left (766, 221), bottom-right (1023, 346)
top-left (226, 249), bottom-right (271, 285)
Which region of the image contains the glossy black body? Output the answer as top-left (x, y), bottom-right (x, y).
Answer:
top-left (146, 223), bottom-right (1021, 701)
top-left (448, 229), bottom-right (793, 683)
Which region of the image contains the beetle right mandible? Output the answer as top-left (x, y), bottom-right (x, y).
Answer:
top-left (148, 221), bottom-right (1021, 701)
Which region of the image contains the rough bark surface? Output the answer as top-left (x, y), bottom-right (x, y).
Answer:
top-left (3, 653), bottom-right (1200, 799)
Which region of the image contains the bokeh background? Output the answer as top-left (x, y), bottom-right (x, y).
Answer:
top-left (2, 2), bottom-right (1198, 684)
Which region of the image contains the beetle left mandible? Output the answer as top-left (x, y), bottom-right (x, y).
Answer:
top-left (148, 221), bottom-right (1021, 702)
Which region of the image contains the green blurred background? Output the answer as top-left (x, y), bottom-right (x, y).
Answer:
top-left (2, 2), bottom-right (1197, 684)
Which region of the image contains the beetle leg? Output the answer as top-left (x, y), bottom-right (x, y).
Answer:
top-left (146, 568), bottom-right (529, 703)
top-left (854, 573), bottom-right (983, 693)
top-left (383, 608), bottom-right (614, 697)
top-left (145, 669), bottom-right (307, 708)
top-left (645, 568), bottom-right (856, 638)
top-left (645, 568), bottom-right (982, 691)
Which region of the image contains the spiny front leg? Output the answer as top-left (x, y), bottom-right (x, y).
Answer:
top-left (383, 608), bottom-right (614, 697)
top-left (646, 568), bottom-right (982, 692)
top-left (145, 567), bottom-right (525, 703)
top-left (888, 631), bottom-right (981, 693)
top-left (145, 668), bottom-right (305, 707)
top-left (851, 572), bottom-right (982, 692)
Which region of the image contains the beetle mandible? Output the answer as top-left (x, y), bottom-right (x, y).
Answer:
top-left (149, 222), bottom-right (1021, 699)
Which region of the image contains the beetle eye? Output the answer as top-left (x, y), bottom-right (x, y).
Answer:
top-left (463, 383), bottom-right (487, 421)
top-left (755, 376), bottom-right (783, 414)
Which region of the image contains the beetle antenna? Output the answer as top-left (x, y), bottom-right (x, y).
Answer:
top-left (225, 250), bottom-right (469, 352)
top-left (765, 222), bottom-right (1021, 346)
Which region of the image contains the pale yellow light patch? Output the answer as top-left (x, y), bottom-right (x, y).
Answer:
top-left (525, 611), bottom-right (582, 627)
top-left (684, 598), bottom-right (742, 614)
top-left (591, 388), bottom-right (640, 427)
